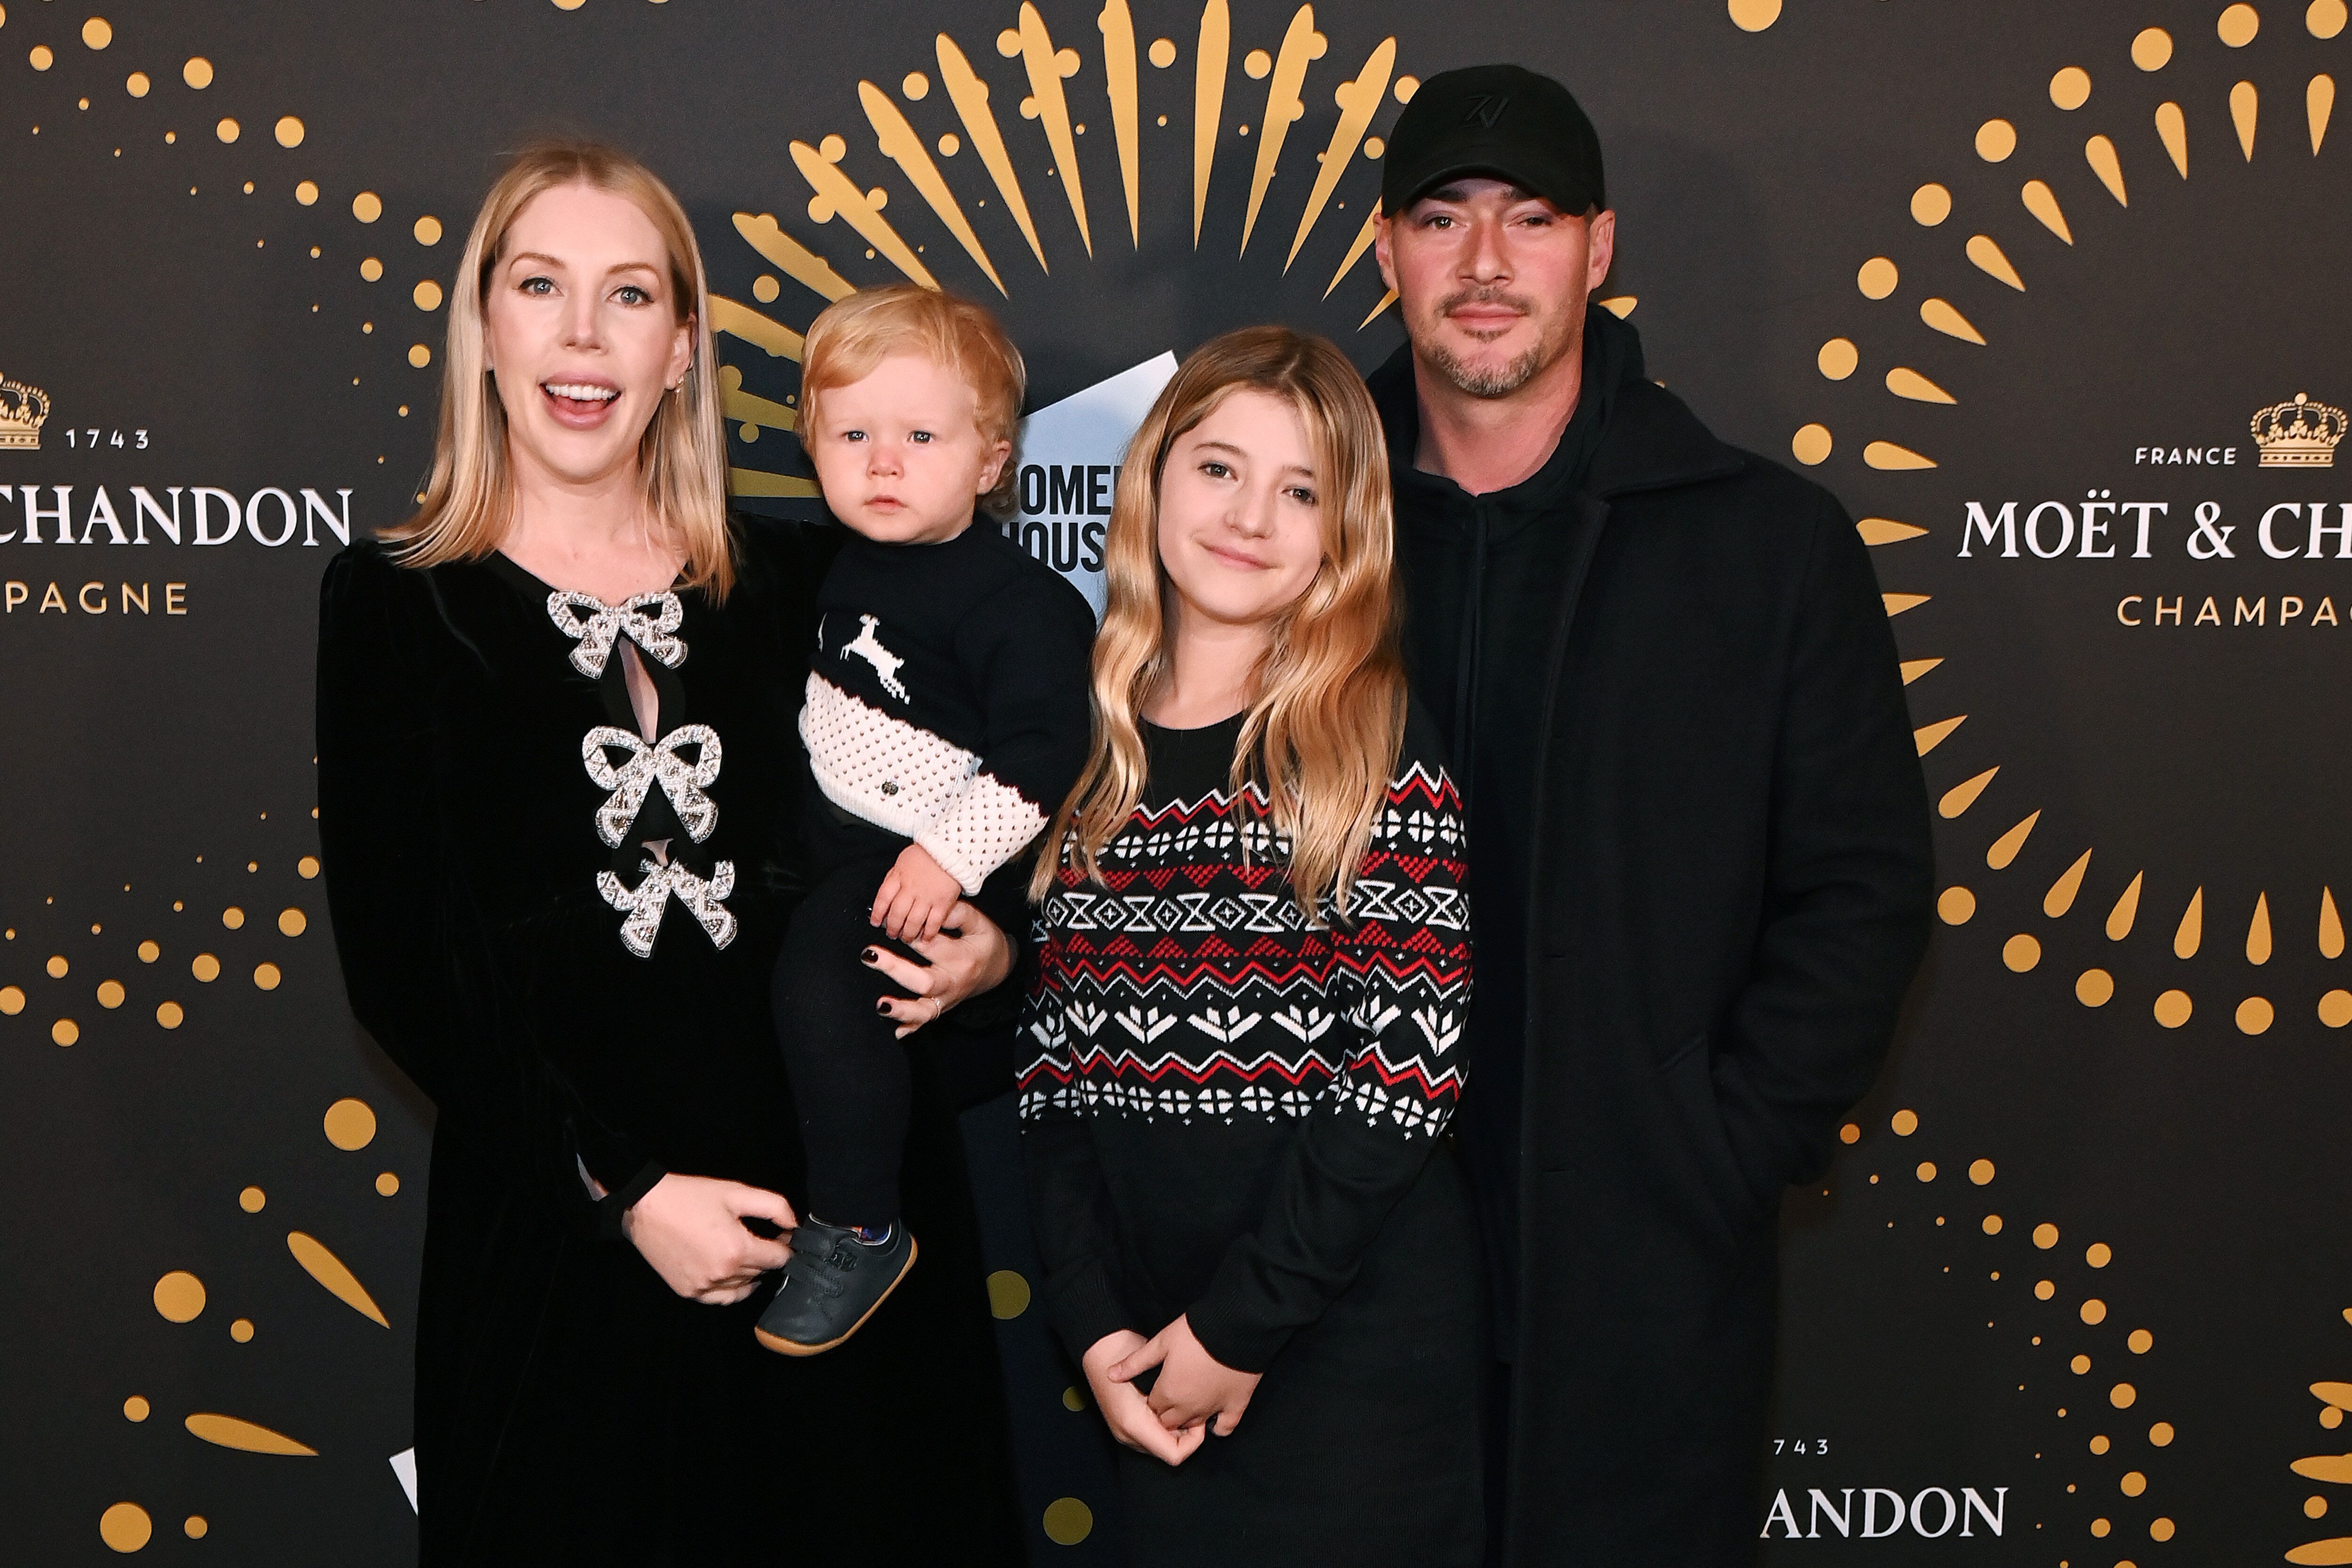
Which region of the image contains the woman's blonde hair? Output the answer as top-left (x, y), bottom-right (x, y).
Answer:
top-left (383, 138), bottom-right (734, 597)
top-left (1035, 325), bottom-right (1407, 918)
top-left (799, 284), bottom-right (1027, 517)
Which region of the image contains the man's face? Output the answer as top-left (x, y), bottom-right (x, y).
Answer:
top-left (1375, 178), bottom-right (1615, 399)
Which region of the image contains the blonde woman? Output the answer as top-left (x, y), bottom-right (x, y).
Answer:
top-left (317, 141), bottom-right (1022, 1562)
top-left (1020, 326), bottom-right (1483, 1565)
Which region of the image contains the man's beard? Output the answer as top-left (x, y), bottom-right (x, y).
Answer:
top-left (1420, 287), bottom-right (1557, 398)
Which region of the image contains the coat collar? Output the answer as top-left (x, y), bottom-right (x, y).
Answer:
top-left (1369, 304), bottom-right (1745, 510)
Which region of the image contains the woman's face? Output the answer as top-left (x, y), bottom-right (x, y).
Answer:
top-left (1155, 388), bottom-right (1326, 634)
top-left (483, 182), bottom-right (692, 491)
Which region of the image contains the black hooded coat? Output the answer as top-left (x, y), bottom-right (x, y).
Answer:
top-left (1371, 308), bottom-right (1935, 1565)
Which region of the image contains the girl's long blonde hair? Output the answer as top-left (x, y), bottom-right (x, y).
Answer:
top-left (1035, 325), bottom-right (1407, 918)
top-left (382, 139), bottom-right (734, 598)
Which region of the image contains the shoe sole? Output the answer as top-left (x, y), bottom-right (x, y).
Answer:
top-left (752, 1237), bottom-right (918, 1357)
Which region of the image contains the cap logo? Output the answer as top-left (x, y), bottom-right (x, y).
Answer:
top-left (1463, 94), bottom-right (1509, 130)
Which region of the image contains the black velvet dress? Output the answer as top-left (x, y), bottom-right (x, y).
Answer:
top-left (315, 520), bottom-right (1023, 1565)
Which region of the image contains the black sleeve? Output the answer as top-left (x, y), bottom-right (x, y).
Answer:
top-left (914, 567), bottom-right (1097, 894)
top-left (1184, 735), bottom-right (1474, 1373)
top-left (1713, 495), bottom-right (1935, 1198)
top-left (316, 547), bottom-right (660, 1238)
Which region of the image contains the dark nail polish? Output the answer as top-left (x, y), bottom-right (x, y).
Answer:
top-left (860, 947), bottom-right (879, 964)
top-left (874, 1000), bottom-right (891, 1015)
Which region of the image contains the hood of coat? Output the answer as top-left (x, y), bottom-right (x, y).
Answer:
top-left (1367, 303), bottom-right (1746, 516)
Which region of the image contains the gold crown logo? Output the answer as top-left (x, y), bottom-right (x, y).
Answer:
top-left (0, 373), bottom-right (48, 451)
top-left (2250, 391), bottom-right (2347, 468)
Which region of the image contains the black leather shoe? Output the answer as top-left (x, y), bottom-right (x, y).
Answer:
top-left (753, 1219), bottom-right (917, 1356)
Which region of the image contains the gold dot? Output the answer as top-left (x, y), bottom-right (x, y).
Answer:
top-left (184, 1516), bottom-right (208, 1540)
top-left (2308, 1496), bottom-right (2329, 1519)
top-left (2129, 1328), bottom-right (2153, 1354)
top-left (2034, 1221), bottom-right (2059, 1249)
top-left (2219, 2), bottom-right (2261, 46)
top-left (295, 179), bottom-right (318, 206)
top-left (29, 44), bottom-right (55, 70)
top-left (1727, 0), bottom-right (1783, 29)
top-left (1790, 424), bottom-right (1833, 465)
top-left (2153, 989), bottom-right (2192, 1028)
top-left (2091, 1516), bottom-right (2112, 1536)
top-left (936, 132), bottom-right (961, 157)
top-left (2082, 1297), bottom-right (2108, 1325)
top-left (124, 1395), bottom-right (150, 1421)
top-left (2111, 1381), bottom-right (2137, 1409)
top-left (126, 71), bottom-right (150, 96)
top-left (2049, 66), bottom-right (2092, 110)
top-left (2328, 1406), bottom-right (2346, 1429)
top-left (0, 986), bottom-right (19, 1016)
top-left (2076, 968), bottom-right (2114, 1006)
top-left (100, 1502), bottom-right (152, 1552)
top-left (83, 17), bottom-right (115, 49)
top-left (1857, 256), bottom-right (1899, 299)
top-left (254, 962), bottom-right (282, 991)
top-left (2236, 995), bottom-right (2274, 1034)
top-left (2133, 26), bottom-right (2176, 67)
top-left (1983, 1213), bottom-right (2003, 1235)
top-left (408, 344), bottom-right (432, 369)
top-left (1363, 135), bottom-right (1385, 159)
top-left (900, 70), bottom-right (930, 100)
top-left (2072, 1352), bottom-right (2093, 1373)
top-left (53, 1018), bottom-right (79, 1046)
top-left (153, 1270), bottom-right (205, 1322)
top-left (324, 1097), bottom-right (378, 1151)
top-left (229, 1317), bottom-right (254, 1343)
top-left (274, 114), bottom-right (304, 148)
top-left (2316, 0), bottom-right (2351, 39)
top-left (97, 980), bottom-right (125, 1009)
top-left (1913, 1160), bottom-right (1936, 1182)
top-left (413, 279), bottom-right (445, 311)
top-left (297, 855), bottom-right (321, 879)
top-left (375, 1171), bottom-right (400, 1196)
top-left (2002, 933), bottom-right (2042, 972)
top-left (2090, 1433), bottom-right (2111, 1454)
top-left (1975, 118), bottom-right (2018, 161)
top-left (2119, 1469), bottom-right (2146, 1497)
top-left (1817, 338), bottom-right (1859, 380)
top-left (2035, 1279), bottom-right (2056, 1301)
top-left (987, 1269), bottom-right (1032, 1318)
top-left (183, 55), bottom-right (214, 88)
top-left (216, 117), bottom-right (240, 144)
top-left (156, 1001), bottom-right (183, 1029)
top-left (2150, 1420), bottom-right (2175, 1445)
top-left (1963, 1158), bottom-right (1993, 1186)
top-left (48, 954), bottom-right (69, 978)
top-left (2087, 1241), bottom-right (2113, 1267)
top-left (1838, 1122), bottom-right (1861, 1145)
top-left (1910, 183), bottom-right (1953, 225)
top-left (1892, 1109), bottom-right (1920, 1136)
top-left (1042, 1498), bottom-right (1094, 1546)
top-left (278, 908), bottom-right (307, 938)
top-left (239, 1186), bottom-right (265, 1213)
top-left (1062, 1384), bottom-right (1085, 1410)
top-left (1242, 48), bottom-right (1273, 78)
top-left (222, 906), bottom-right (245, 930)
top-left (2320, 989), bottom-right (2352, 1027)
top-left (359, 257), bottom-right (384, 282)
top-left (1394, 75), bottom-right (1418, 103)
top-left (353, 190), bottom-right (383, 222)
top-left (750, 273), bottom-right (781, 304)
top-left (413, 214), bottom-right (443, 245)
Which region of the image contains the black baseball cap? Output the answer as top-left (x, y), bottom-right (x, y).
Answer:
top-left (1380, 64), bottom-right (1606, 216)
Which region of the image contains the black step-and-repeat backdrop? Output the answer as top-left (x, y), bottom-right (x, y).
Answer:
top-left (6, 0), bottom-right (2350, 1560)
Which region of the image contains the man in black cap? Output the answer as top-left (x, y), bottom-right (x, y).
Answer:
top-left (1369, 65), bottom-right (1934, 1565)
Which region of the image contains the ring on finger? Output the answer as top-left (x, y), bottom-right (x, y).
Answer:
top-left (925, 996), bottom-right (944, 1023)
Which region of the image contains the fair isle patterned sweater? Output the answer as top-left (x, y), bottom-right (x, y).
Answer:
top-left (1018, 707), bottom-right (1472, 1374)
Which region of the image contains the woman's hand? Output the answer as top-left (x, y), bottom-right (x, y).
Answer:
top-left (1083, 1330), bottom-right (1206, 1466)
top-left (861, 899), bottom-right (1014, 1040)
top-left (620, 1173), bottom-right (796, 1305)
top-left (1111, 1314), bottom-right (1263, 1438)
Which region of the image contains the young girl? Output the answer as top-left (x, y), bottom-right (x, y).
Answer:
top-left (756, 285), bottom-right (1095, 1354)
top-left (1019, 327), bottom-right (1484, 1564)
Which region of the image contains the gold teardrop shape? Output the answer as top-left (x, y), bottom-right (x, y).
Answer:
top-left (2232, 80), bottom-right (2259, 160)
top-left (2107, 871), bottom-right (2145, 941)
top-left (2045, 849), bottom-right (2093, 918)
top-left (1898, 657), bottom-right (1943, 685)
top-left (2175, 887), bottom-right (2204, 959)
top-left (2249, 892), bottom-right (2273, 965)
top-left (1987, 810), bottom-right (2041, 871)
top-left (2322, 887), bottom-right (2344, 958)
top-left (1857, 517), bottom-right (1928, 545)
top-left (1864, 440), bottom-right (1939, 470)
top-left (1939, 766), bottom-right (1998, 820)
top-left (2313, 74), bottom-right (2336, 154)
top-left (2021, 179), bottom-right (2073, 242)
top-left (1920, 297), bottom-right (1986, 344)
top-left (2084, 134), bottom-right (2129, 204)
top-left (184, 1412), bottom-right (318, 1457)
top-left (2155, 100), bottom-right (2190, 176)
top-left (1913, 715), bottom-right (1965, 755)
top-left (1965, 234), bottom-right (2024, 290)
top-left (286, 1232), bottom-right (389, 1327)
top-left (1886, 367), bottom-right (1958, 404)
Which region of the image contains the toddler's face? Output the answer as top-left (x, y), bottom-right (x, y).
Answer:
top-left (808, 354), bottom-right (1010, 546)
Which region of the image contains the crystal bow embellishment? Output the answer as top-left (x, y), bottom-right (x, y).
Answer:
top-left (597, 855), bottom-right (738, 959)
top-left (547, 590), bottom-right (686, 678)
top-left (581, 724), bottom-right (722, 847)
